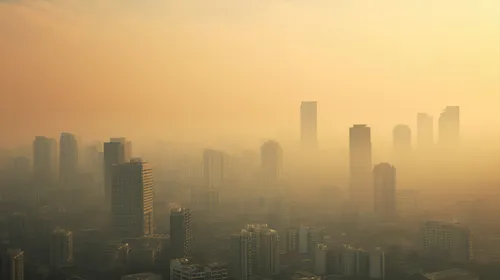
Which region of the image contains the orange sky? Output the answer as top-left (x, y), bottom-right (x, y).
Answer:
top-left (0, 0), bottom-right (499, 148)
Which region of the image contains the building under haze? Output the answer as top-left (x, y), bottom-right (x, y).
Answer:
top-left (203, 149), bottom-right (225, 189)
top-left (417, 113), bottom-right (434, 149)
top-left (33, 136), bottom-right (58, 186)
top-left (1, 248), bottom-right (24, 280)
top-left (349, 125), bottom-right (372, 212)
top-left (59, 133), bottom-right (79, 188)
top-left (438, 106), bottom-right (460, 148)
top-left (260, 141), bottom-right (283, 181)
top-left (393, 125), bottom-right (411, 158)
top-left (170, 208), bottom-right (192, 259)
top-left (300, 101), bottom-right (318, 149)
top-left (259, 229), bottom-right (280, 276)
top-left (104, 138), bottom-right (132, 207)
top-left (373, 163), bottom-right (397, 220)
top-left (111, 159), bottom-right (154, 237)
top-left (423, 221), bottom-right (473, 263)
top-left (49, 228), bottom-right (73, 268)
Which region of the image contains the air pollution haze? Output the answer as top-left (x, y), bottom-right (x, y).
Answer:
top-left (0, 1), bottom-right (500, 280)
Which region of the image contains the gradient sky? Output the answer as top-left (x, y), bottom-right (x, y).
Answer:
top-left (1, 0), bottom-right (499, 148)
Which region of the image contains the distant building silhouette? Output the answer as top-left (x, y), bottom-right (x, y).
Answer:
top-left (300, 101), bottom-right (318, 149)
top-left (203, 149), bottom-right (225, 189)
top-left (104, 138), bottom-right (132, 208)
top-left (438, 106), bottom-right (460, 148)
top-left (111, 159), bottom-right (154, 237)
top-left (1, 248), bottom-right (24, 280)
top-left (170, 208), bottom-right (192, 259)
top-left (393, 125), bottom-right (411, 157)
top-left (59, 133), bottom-right (79, 188)
top-left (33, 136), bottom-right (58, 186)
top-left (373, 163), bottom-right (397, 219)
top-left (349, 125), bottom-right (372, 212)
top-left (417, 113), bottom-right (434, 149)
top-left (423, 221), bottom-right (473, 263)
top-left (260, 141), bottom-right (283, 181)
top-left (49, 228), bottom-right (73, 268)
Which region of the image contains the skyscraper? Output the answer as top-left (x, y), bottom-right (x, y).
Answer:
top-left (59, 133), bottom-right (79, 188)
top-left (417, 113), bottom-right (434, 149)
top-left (438, 106), bottom-right (460, 148)
top-left (49, 228), bottom-right (73, 268)
top-left (170, 208), bottom-right (192, 259)
top-left (260, 141), bottom-right (283, 181)
top-left (230, 230), bottom-right (254, 280)
top-left (33, 136), bottom-right (57, 186)
top-left (349, 125), bottom-right (372, 212)
top-left (104, 138), bottom-right (132, 206)
top-left (300, 101), bottom-right (318, 149)
top-left (392, 125), bottom-right (411, 158)
top-left (373, 163), bottom-right (397, 219)
top-left (111, 159), bottom-right (154, 237)
top-left (1, 248), bottom-right (24, 280)
top-left (259, 229), bottom-right (280, 276)
top-left (203, 149), bottom-right (225, 188)
top-left (423, 221), bottom-right (473, 263)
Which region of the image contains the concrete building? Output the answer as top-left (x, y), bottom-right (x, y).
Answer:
top-left (170, 208), bottom-right (192, 259)
top-left (59, 132), bottom-right (79, 188)
top-left (423, 221), bottom-right (474, 263)
top-left (369, 248), bottom-right (385, 279)
top-left (49, 228), bottom-right (74, 268)
top-left (373, 163), bottom-right (397, 219)
top-left (111, 160), bottom-right (154, 237)
top-left (33, 136), bottom-right (58, 186)
top-left (229, 230), bottom-right (254, 280)
top-left (259, 229), bottom-right (280, 276)
top-left (314, 243), bottom-right (328, 275)
top-left (202, 149), bottom-right (226, 189)
top-left (300, 101), bottom-right (318, 149)
top-left (104, 138), bottom-right (132, 207)
top-left (438, 106), bottom-right (460, 148)
top-left (1, 249), bottom-right (24, 280)
top-left (171, 258), bottom-right (228, 280)
top-left (393, 125), bottom-right (412, 159)
top-left (349, 125), bottom-right (373, 212)
top-left (260, 141), bottom-right (283, 181)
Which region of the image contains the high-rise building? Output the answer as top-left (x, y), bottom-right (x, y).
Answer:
top-left (104, 138), bottom-right (132, 206)
top-left (1, 248), bottom-right (24, 280)
top-left (111, 160), bottom-right (154, 237)
top-left (230, 231), bottom-right (254, 280)
top-left (260, 141), bottom-right (283, 181)
top-left (438, 106), bottom-right (460, 148)
top-left (203, 149), bottom-right (225, 189)
top-left (170, 208), bottom-right (192, 259)
top-left (314, 243), bottom-right (328, 275)
top-left (82, 141), bottom-right (103, 183)
top-left (373, 163), bottom-right (397, 219)
top-left (33, 136), bottom-right (57, 185)
top-left (49, 228), bottom-right (73, 268)
top-left (417, 113), bottom-right (434, 149)
top-left (349, 125), bottom-right (372, 212)
top-left (369, 248), bottom-right (385, 279)
top-left (59, 133), bottom-right (79, 188)
top-left (300, 101), bottom-right (318, 149)
top-left (259, 229), bottom-right (280, 277)
top-left (423, 221), bottom-right (473, 263)
top-left (392, 125), bottom-right (411, 157)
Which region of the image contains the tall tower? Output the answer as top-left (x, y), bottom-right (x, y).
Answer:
top-left (373, 163), bottom-right (397, 219)
top-left (203, 149), bottom-right (225, 189)
top-left (300, 101), bottom-right (318, 149)
top-left (349, 125), bottom-right (372, 212)
top-left (33, 136), bottom-right (58, 186)
top-left (393, 125), bottom-right (411, 159)
top-left (59, 133), bottom-right (79, 188)
top-left (170, 208), bottom-right (192, 259)
top-left (417, 113), bottom-right (434, 149)
top-left (230, 230), bottom-right (254, 280)
top-left (260, 141), bottom-right (283, 181)
top-left (111, 160), bottom-right (154, 237)
top-left (438, 106), bottom-right (460, 148)
top-left (49, 228), bottom-right (73, 268)
top-left (104, 138), bottom-right (131, 206)
top-left (1, 249), bottom-right (24, 280)
top-left (259, 229), bottom-right (280, 277)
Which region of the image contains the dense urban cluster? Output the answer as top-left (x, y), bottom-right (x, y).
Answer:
top-left (0, 102), bottom-right (497, 280)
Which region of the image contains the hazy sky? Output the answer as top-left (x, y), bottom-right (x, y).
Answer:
top-left (1, 0), bottom-right (499, 147)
